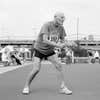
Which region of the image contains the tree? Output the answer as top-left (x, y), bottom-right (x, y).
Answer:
top-left (71, 40), bottom-right (88, 57)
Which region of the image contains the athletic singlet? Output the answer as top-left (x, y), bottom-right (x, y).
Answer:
top-left (34, 21), bottom-right (66, 55)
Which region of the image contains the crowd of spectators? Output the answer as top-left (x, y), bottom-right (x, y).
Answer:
top-left (0, 45), bottom-right (30, 66)
top-left (0, 43), bottom-right (100, 66)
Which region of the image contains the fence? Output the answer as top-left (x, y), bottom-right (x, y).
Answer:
top-left (73, 57), bottom-right (89, 63)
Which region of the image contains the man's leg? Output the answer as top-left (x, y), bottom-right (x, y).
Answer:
top-left (22, 57), bottom-right (41, 94)
top-left (88, 56), bottom-right (92, 64)
top-left (15, 57), bottom-right (22, 65)
top-left (47, 54), bottom-right (72, 95)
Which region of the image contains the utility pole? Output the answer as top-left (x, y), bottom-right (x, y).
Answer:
top-left (77, 17), bottom-right (79, 40)
top-left (32, 27), bottom-right (37, 40)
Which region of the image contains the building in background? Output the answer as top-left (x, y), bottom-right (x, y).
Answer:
top-left (88, 34), bottom-right (94, 41)
top-left (0, 39), bottom-right (100, 60)
top-left (79, 40), bottom-right (100, 50)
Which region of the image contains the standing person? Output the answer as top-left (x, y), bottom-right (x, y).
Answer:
top-left (22, 12), bottom-right (72, 95)
top-left (30, 40), bottom-right (35, 61)
top-left (87, 49), bottom-right (93, 64)
top-left (66, 48), bottom-right (72, 64)
top-left (1, 48), bottom-right (10, 66)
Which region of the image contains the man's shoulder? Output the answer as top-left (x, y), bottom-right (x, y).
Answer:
top-left (43, 21), bottom-right (54, 27)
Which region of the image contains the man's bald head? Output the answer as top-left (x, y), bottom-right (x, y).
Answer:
top-left (54, 12), bottom-right (65, 26)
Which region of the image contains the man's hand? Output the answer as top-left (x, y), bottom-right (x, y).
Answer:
top-left (65, 41), bottom-right (77, 47)
top-left (57, 42), bottom-right (66, 49)
top-left (57, 41), bottom-right (77, 49)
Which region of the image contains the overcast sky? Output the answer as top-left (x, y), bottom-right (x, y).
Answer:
top-left (0, 0), bottom-right (100, 40)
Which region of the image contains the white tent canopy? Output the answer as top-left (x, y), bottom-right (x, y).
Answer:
top-left (19, 48), bottom-right (30, 53)
top-left (0, 45), bottom-right (14, 53)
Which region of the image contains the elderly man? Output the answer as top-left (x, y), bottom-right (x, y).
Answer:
top-left (22, 12), bottom-right (72, 95)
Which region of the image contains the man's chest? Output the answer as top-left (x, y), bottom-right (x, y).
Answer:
top-left (48, 26), bottom-right (62, 42)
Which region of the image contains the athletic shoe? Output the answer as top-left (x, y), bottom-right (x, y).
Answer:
top-left (22, 87), bottom-right (30, 95)
top-left (59, 87), bottom-right (72, 95)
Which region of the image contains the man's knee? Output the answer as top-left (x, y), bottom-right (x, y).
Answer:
top-left (33, 57), bottom-right (41, 70)
top-left (30, 66), bottom-right (40, 77)
top-left (34, 65), bottom-right (41, 71)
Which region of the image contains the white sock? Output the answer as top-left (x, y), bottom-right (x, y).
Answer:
top-left (60, 81), bottom-right (66, 89)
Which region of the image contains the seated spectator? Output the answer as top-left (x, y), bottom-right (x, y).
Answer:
top-left (91, 50), bottom-right (100, 63)
top-left (93, 50), bottom-right (100, 59)
top-left (10, 51), bottom-right (22, 65)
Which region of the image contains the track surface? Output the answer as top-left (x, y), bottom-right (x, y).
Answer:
top-left (0, 62), bottom-right (100, 100)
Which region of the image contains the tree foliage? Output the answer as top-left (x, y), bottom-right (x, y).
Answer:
top-left (71, 40), bottom-right (88, 57)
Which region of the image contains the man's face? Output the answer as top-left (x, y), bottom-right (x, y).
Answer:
top-left (55, 14), bottom-right (65, 26)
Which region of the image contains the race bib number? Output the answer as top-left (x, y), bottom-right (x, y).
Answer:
top-left (50, 34), bottom-right (58, 43)
top-left (49, 31), bottom-right (59, 43)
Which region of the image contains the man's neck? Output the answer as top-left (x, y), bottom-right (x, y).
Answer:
top-left (53, 20), bottom-right (59, 28)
